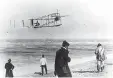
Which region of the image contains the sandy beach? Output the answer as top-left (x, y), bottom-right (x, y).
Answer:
top-left (0, 39), bottom-right (113, 78)
top-left (16, 53), bottom-right (113, 78)
top-left (71, 53), bottom-right (113, 78)
top-left (0, 53), bottom-right (112, 78)
top-left (0, 52), bottom-right (113, 78)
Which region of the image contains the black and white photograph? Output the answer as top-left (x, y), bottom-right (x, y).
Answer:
top-left (0, 0), bottom-right (113, 78)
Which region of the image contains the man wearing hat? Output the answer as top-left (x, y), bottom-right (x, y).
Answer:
top-left (54, 40), bottom-right (72, 77)
top-left (5, 59), bottom-right (14, 77)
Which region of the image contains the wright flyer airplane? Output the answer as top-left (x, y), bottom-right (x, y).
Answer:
top-left (21, 10), bottom-right (68, 28)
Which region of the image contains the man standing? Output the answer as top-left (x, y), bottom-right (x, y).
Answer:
top-left (95, 43), bottom-right (106, 72)
top-left (40, 54), bottom-right (47, 76)
top-left (5, 59), bottom-right (14, 78)
top-left (54, 40), bottom-right (72, 77)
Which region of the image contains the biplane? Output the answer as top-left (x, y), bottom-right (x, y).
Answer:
top-left (22, 10), bottom-right (68, 28)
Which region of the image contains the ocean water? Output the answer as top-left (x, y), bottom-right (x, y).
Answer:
top-left (0, 39), bottom-right (113, 77)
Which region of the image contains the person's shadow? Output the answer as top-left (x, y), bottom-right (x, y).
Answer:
top-left (72, 63), bottom-right (113, 74)
top-left (73, 70), bottom-right (98, 73)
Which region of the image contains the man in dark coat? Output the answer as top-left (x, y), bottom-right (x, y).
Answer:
top-left (54, 40), bottom-right (72, 77)
top-left (5, 59), bottom-right (14, 78)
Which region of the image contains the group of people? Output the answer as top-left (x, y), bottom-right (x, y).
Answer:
top-left (5, 40), bottom-right (106, 78)
top-left (5, 54), bottom-right (48, 77)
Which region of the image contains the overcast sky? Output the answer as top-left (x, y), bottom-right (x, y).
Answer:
top-left (0, 0), bottom-right (113, 39)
